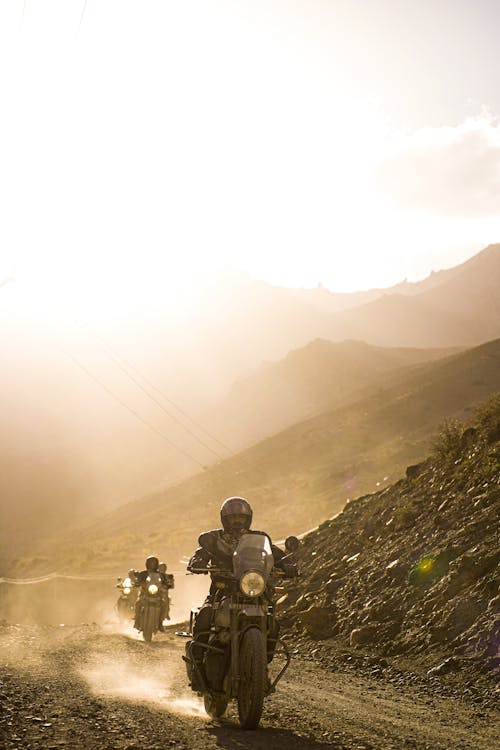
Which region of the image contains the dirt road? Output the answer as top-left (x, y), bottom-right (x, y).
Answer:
top-left (0, 623), bottom-right (497, 750)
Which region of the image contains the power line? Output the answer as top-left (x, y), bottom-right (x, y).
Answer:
top-left (79, 0), bottom-right (88, 30)
top-left (96, 340), bottom-right (228, 462)
top-left (61, 346), bottom-right (207, 470)
top-left (92, 333), bottom-right (236, 457)
top-left (91, 336), bottom-right (264, 475)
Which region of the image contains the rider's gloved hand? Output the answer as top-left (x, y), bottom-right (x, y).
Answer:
top-left (188, 553), bottom-right (209, 573)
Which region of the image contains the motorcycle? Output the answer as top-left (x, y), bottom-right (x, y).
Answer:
top-left (180, 534), bottom-right (299, 729)
top-left (135, 571), bottom-right (163, 642)
top-left (115, 576), bottom-right (137, 621)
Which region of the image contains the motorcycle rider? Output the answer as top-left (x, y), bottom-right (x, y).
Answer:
top-left (158, 561), bottom-right (173, 622)
top-left (134, 555), bottom-right (165, 631)
top-left (187, 496), bottom-right (297, 683)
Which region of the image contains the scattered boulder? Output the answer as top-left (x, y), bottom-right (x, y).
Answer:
top-left (300, 605), bottom-right (336, 639)
top-left (349, 625), bottom-right (377, 647)
top-left (385, 558), bottom-right (407, 580)
top-left (427, 657), bottom-right (461, 676)
top-left (406, 462), bottom-right (425, 480)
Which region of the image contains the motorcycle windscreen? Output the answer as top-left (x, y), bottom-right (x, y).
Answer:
top-left (232, 533), bottom-right (274, 580)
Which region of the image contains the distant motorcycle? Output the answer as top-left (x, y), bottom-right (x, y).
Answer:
top-left (181, 534), bottom-right (299, 729)
top-left (158, 565), bottom-right (174, 621)
top-left (115, 576), bottom-right (137, 621)
top-left (135, 571), bottom-right (163, 642)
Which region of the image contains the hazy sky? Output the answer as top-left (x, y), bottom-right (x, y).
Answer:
top-left (1, 0), bottom-right (500, 321)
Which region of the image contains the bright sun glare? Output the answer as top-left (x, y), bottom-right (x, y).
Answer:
top-left (3, 251), bottom-right (219, 324)
top-left (1, 1), bottom-right (500, 323)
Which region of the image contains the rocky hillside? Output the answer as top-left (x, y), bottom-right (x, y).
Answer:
top-left (285, 394), bottom-right (500, 676)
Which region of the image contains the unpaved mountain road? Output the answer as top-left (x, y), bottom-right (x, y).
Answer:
top-left (0, 624), bottom-right (497, 750)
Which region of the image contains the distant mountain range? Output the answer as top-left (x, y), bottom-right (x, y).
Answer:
top-left (325, 244), bottom-right (500, 346)
top-left (292, 243), bottom-right (500, 313)
top-left (179, 244), bottom-right (500, 373)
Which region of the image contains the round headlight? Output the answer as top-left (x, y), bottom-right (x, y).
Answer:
top-left (148, 584), bottom-right (159, 595)
top-left (123, 578), bottom-right (132, 587)
top-left (123, 587), bottom-right (131, 595)
top-left (239, 571), bottom-right (265, 597)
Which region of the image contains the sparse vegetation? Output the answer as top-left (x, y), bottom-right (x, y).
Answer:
top-left (431, 419), bottom-right (464, 462)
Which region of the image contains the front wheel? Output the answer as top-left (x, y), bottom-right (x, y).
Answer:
top-left (142, 605), bottom-right (157, 642)
top-left (237, 627), bottom-right (266, 730)
top-left (203, 694), bottom-right (228, 719)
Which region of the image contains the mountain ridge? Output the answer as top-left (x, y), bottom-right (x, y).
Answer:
top-left (326, 244), bottom-right (500, 347)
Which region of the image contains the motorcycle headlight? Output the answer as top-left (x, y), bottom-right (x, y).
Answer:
top-left (123, 587), bottom-right (131, 595)
top-left (148, 584), bottom-right (159, 595)
top-left (123, 578), bottom-right (132, 587)
top-left (239, 571), bottom-right (265, 597)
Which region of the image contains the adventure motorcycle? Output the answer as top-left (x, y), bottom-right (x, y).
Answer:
top-left (135, 571), bottom-right (163, 642)
top-left (180, 533), bottom-right (299, 729)
top-left (115, 576), bottom-right (137, 621)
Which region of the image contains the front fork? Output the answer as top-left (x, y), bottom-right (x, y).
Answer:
top-left (230, 608), bottom-right (240, 697)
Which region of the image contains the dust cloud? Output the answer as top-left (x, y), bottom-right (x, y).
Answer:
top-left (80, 654), bottom-right (205, 719)
top-left (0, 572), bottom-right (208, 628)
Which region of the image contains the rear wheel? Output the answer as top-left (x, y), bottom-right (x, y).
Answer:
top-left (237, 627), bottom-right (266, 730)
top-left (203, 694), bottom-right (228, 719)
top-left (142, 605), bottom-right (157, 642)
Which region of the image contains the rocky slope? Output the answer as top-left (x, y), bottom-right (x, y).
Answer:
top-left (284, 394), bottom-right (500, 676)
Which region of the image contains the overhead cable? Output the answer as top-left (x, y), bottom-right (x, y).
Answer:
top-left (61, 346), bottom-right (207, 470)
top-left (95, 339), bottom-right (228, 462)
top-left (79, 0), bottom-right (88, 29)
top-left (93, 334), bottom-right (235, 457)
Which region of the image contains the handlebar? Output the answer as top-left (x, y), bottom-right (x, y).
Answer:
top-left (187, 566), bottom-right (298, 578)
top-left (187, 567), bottom-right (232, 575)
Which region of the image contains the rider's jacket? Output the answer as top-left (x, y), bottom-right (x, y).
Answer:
top-left (188, 528), bottom-right (297, 593)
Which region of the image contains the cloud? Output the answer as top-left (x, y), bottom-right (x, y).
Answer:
top-left (374, 116), bottom-right (500, 217)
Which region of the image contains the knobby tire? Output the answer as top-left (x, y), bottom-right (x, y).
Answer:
top-left (203, 694), bottom-right (228, 719)
top-left (237, 627), bottom-right (266, 730)
top-left (142, 605), bottom-right (157, 643)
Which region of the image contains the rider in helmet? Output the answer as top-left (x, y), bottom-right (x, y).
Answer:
top-left (189, 496), bottom-right (297, 584)
top-left (186, 497), bottom-right (297, 685)
top-left (128, 567), bottom-right (138, 580)
top-left (134, 555), bottom-right (163, 630)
